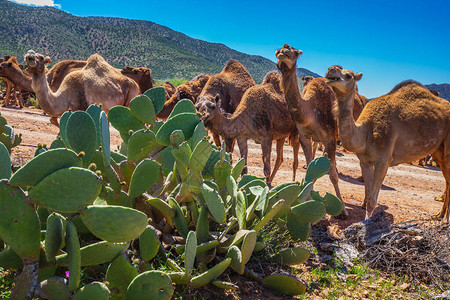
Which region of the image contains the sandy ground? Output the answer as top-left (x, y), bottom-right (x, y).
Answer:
top-left (1, 106), bottom-right (446, 228)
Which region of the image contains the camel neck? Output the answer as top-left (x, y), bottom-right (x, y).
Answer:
top-left (31, 72), bottom-right (68, 117)
top-left (211, 110), bottom-right (246, 139)
top-left (334, 87), bottom-right (366, 153)
top-left (280, 68), bottom-right (307, 125)
top-left (7, 67), bottom-right (33, 92)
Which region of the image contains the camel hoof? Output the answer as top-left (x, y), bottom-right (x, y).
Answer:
top-left (335, 209), bottom-right (349, 220)
top-left (432, 213), bottom-right (444, 220)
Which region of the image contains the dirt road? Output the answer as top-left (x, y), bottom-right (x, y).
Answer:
top-left (1, 106), bottom-right (446, 227)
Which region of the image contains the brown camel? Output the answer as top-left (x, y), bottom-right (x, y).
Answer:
top-left (25, 50), bottom-right (139, 122)
top-left (197, 59), bottom-right (256, 153)
top-left (1, 56), bottom-right (23, 108)
top-left (121, 66), bottom-right (154, 94)
top-left (275, 44), bottom-right (349, 218)
top-left (325, 65), bottom-right (450, 221)
top-left (157, 73), bottom-right (211, 119)
top-left (300, 76), bottom-right (314, 89)
top-left (196, 70), bottom-right (300, 185)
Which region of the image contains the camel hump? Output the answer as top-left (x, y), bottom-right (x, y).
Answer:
top-left (191, 73), bottom-right (211, 83)
top-left (388, 80), bottom-right (426, 94)
top-left (222, 59), bottom-right (251, 76)
top-left (85, 54), bottom-right (108, 68)
top-left (262, 70), bottom-right (281, 86)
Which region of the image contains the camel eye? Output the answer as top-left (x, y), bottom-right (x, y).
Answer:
top-left (345, 74), bottom-right (352, 79)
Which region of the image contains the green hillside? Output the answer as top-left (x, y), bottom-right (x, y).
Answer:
top-left (0, 0), bottom-right (319, 82)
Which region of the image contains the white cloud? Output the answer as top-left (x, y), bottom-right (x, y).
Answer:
top-left (9, 0), bottom-right (61, 9)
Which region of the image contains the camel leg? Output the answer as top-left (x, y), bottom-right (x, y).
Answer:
top-left (225, 137), bottom-right (235, 161)
top-left (16, 86), bottom-right (23, 108)
top-left (292, 137), bottom-right (300, 181)
top-left (212, 132), bottom-right (221, 148)
top-left (236, 137), bottom-right (248, 175)
top-left (360, 161), bottom-right (374, 209)
top-left (431, 145), bottom-right (450, 220)
top-left (365, 160), bottom-right (390, 219)
top-left (325, 141), bottom-right (349, 218)
top-left (2, 79), bottom-right (12, 106)
top-left (50, 116), bottom-right (59, 127)
top-left (269, 138), bottom-right (284, 183)
top-left (261, 138), bottom-right (273, 187)
top-left (297, 125), bottom-right (313, 166)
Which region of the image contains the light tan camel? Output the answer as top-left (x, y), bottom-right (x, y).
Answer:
top-left (275, 44), bottom-right (349, 218)
top-left (157, 73), bottom-right (211, 119)
top-left (121, 66), bottom-right (153, 94)
top-left (196, 70), bottom-right (300, 185)
top-left (197, 59), bottom-right (256, 153)
top-left (325, 65), bottom-right (450, 221)
top-left (25, 50), bottom-right (139, 122)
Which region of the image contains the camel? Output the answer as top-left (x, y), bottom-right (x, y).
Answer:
top-left (1, 56), bottom-right (24, 108)
top-left (325, 65), bottom-right (450, 221)
top-left (300, 76), bottom-right (314, 88)
top-left (157, 73), bottom-right (211, 119)
top-left (24, 50), bottom-right (139, 123)
top-left (121, 66), bottom-right (153, 94)
top-left (196, 70), bottom-right (300, 185)
top-left (197, 59), bottom-right (256, 153)
top-left (275, 44), bottom-right (349, 218)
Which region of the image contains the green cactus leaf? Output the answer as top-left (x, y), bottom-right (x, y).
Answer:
top-left (168, 198), bottom-right (189, 239)
top-left (252, 199), bottom-right (286, 233)
top-left (169, 129), bottom-right (185, 147)
top-left (155, 112), bottom-right (200, 146)
top-left (0, 181), bottom-right (40, 263)
top-left (214, 160), bottom-right (232, 190)
top-left (86, 104), bottom-right (103, 148)
top-left (297, 182), bottom-right (314, 203)
top-left (9, 148), bottom-right (82, 188)
top-left (226, 175), bottom-right (238, 199)
top-left (184, 231), bottom-right (197, 277)
top-left (291, 200), bottom-right (326, 223)
top-left (159, 146), bottom-right (176, 175)
top-left (286, 212), bottom-right (311, 240)
top-left (323, 192), bottom-right (344, 216)
top-left (235, 191), bottom-right (247, 229)
top-left (168, 99), bottom-right (196, 119)
top-left (226, 245), bottom-right (243, 274)
top-left (130, 94), bottom-right (156, 125)
top-left (189, 140), bottom-right (213, 171)
top-left (127, 129), bottom-right (157, 163)
top-left (72, 282), bottom-right (110, 300)
top-left (124, 270), bottom-right (174, 300)
top-left (66, 221), bottom-right (81, 292)
top-left (241, 230), bottom-right (257, 265)
top-left (218, 229), bottom-right (250, 253)
top-left (38, 277), bottom-right (71, 300)
top-left (139, 225), bottom-right (160, 263)
top-left (188, 258), bottom-right (231, 288)
top-left (108, 106), bottom-right (146, 134)
top-left (273, 247), bottom-right (310, 265)
top-left (168, 272), bottom-right (190, 285)
top-left (231, 158), bottom-right (246, 181)
top-left (267, 182), bottom-right (302, 209)
top-left (146, 197), bottom-right (175, 226)
top-left (144, 86), bottom-right (166, 114)
top-left (254, 241), bottom-right (265, 252)
top-left (237, 174), bottom-right (265, 188)
top-left (0, 248), bottom-right (23, 270)
top-left (262, 273), bottom-right (306, 295)
top-left (129, 159), bottom-right (161, 198)
top-left (49, 138), bottom-right (66, 149)
top-left (0, 142), bottom-right (11, 180)
top-left (201, 183), bottom-right (226, 223)
top-left (56, 241), bottom-right (129, 267)
top-left (211, 280), bottom-right (239, 290)
top-left (196, 206), bottom-right (209, 244)
top-left (81, 205), bottom-right (148, 243)
top-left (305, 156), bottom-right (331, 183)
top-left (28, 167), bottom-right (102, 213)
top-left (106, 255), bottom-right (139, 300)
top-left (188, 122), bottom-right (207, 150)
top-left (111, 151), bottom-right (127, 164)
top-left (66, 111), bottom-right (97, 163)
top-left (254, 186), bottom-right (269, 215)
top-left (44, 212), bottom-right (66, 262)
top-left (59, 110), bottom-right (72, 147)
top-left (99, 111), bottom-right (111, 166)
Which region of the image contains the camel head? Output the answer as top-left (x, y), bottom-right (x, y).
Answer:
top-left (300, 76), bottom-right (314, 87)
top-left (325, 65), bottom-right (362, 98)
top-left (0, 61), bottom-right (14, 77)
top-left (195, 94), bottom-right (221, 128)
top-left (121, 66), bottom-right (154, 83)
top-left (275, 44), bottom-right (303, 73)
top-left (24, 50), bottom-right (52, 75)
top-left (262, 70), bottom-right (283, 94)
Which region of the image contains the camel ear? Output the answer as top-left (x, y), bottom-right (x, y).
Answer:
top-left (44, 56), bottom-right (52, 64)
top-left (355, 73), bottom-right (363, 81)
top-left (294, 50), bottom-right (303, 58)
top-left (7, 62), bottom-right (12, 67)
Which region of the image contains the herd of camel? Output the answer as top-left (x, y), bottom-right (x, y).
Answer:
top-left (0, 44), bottom-right (449, 222)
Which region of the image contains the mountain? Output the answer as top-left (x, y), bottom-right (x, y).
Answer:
top-left (0, 0), bottom-right (319, 82)
top-left (425, 84), bottom-right (450, 101)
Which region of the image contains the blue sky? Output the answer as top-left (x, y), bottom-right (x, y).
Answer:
top-left (10, 0), bottom-right (450, 98)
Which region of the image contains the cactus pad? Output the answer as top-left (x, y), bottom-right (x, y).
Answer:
top-left (262, 273), bottom-right (306, 295)
top-left (273, 247), bottom-right (310, 265)
top-left (139, 225), bottom-right (160, 263)
top-left (66, 111), bottom-right (97, 163)
top-left (128, 159), bottom-right (161, 198)
top-left (106, 255), bottom-right (139, 300)
top-left (130, 94), bottom-right (156, 125)
top-left (291, 200), bottom-right (326, 223)
top-left (201, 183), bottom-right (226, 223)
top-left (155, 113), bottom-right (200, 146)
top-left (124, 270), bottom-right (174, 300)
